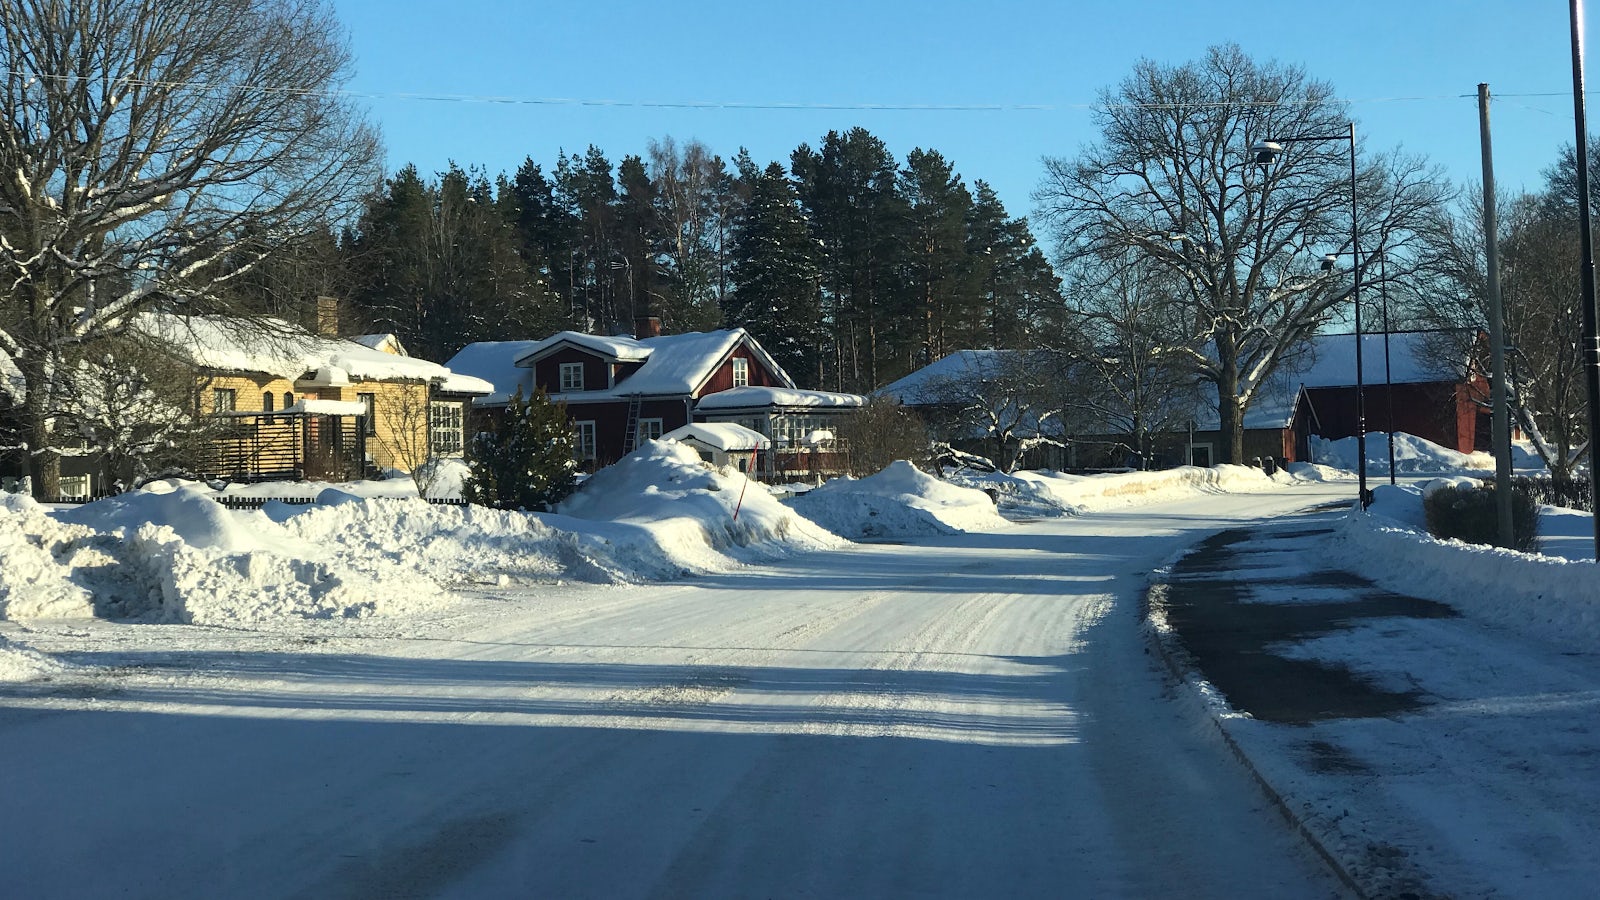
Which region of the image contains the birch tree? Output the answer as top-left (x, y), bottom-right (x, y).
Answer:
top-left (1035, 44), bottom-right (1448, 463)
top-left (0, 0), bottom-right (380, 496)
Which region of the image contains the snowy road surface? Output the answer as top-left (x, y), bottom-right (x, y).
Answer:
top-left (1, 484), bottom-right (1352, 898)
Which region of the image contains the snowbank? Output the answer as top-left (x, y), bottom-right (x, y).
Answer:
top-left (1328, 481), bottom-right (1600, 653)
top-left (951, 464), bottom-right (1296, 517)
top-left (557, 440), bottom-right (844, 572)
top-left (788, 460), bottom-right (1008, 538)
top-left (1311, 432), bottom-right (1544, 475)
top-left (0, 445), bottom-right (845, 627)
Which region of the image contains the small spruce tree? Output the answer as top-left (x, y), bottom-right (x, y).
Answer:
top-left (463, 388), bottom-right (578, 510)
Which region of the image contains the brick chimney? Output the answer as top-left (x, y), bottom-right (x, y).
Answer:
top-left (315, 296), bottom-right (340, 336)
top-left (635, 315), bottom-right (662, 339)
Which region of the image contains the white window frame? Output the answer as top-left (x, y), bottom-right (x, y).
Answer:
top-left (575, 420), bottom-right (597, 461)
top-left (357, 391), bottom-right (378, 436)
top-left (560, 362), bottom-right (585, 392)
top-left (732, 357), bottom-right (749, 387)
top-left (639, 418), bottom-right (664, 442)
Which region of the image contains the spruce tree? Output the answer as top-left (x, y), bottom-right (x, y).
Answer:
top-left (727, 163), bottom-right (823, 384)
top-left (463, 389), bottom-right (578, 511)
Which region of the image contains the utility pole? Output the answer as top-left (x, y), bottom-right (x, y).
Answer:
top-left (1569, 0), bottom-right (1600, 557)
top-left (1479, 84), bottom-right (1515, 548)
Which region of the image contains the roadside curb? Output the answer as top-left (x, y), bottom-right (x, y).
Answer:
top-left (1142, 570), bottom-right (1369, 900)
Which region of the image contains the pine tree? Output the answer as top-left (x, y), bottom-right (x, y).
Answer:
top-left (897, 149), bottom-right (976, 375)
top-left (727, 163), bottom-right (823, 383)
top-left (791, 128), bottom-right (908, 391)
top-left (463, 388), bottom-right (578, 510)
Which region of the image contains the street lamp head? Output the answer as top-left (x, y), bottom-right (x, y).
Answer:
top-left (1251, 140), bottom-right (1283, 167)
top-left (1321, 254), bottom-right (1338, 271)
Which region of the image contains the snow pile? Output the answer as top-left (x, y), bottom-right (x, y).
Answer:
top-left (0, 494), bottom-right (98, 619)
top-left (23, 483), bottom-right (451, 624)
top-left (0, 635), bottom-right (66, 683)
top-left (1308, 432), bottom-right (1539, 475)
top-left (279, 499), bottom-right (626, 585)
top-left (557, 440), bottom-right (844, 573)
top-left (788, 460), bottom-right (1007, 538)
top-left (1329, 481), bottom-right (1600, 653)
top-left (952, 465), bottom-right (1292, 517)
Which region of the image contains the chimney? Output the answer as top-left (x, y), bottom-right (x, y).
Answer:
top-left (635, 315), bottom-right (662, 339)
top-left (315, 296), bottom-right (340, 336)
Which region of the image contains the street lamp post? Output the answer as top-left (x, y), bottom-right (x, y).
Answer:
top-left (1253, 124), bottom-right (1371, 509)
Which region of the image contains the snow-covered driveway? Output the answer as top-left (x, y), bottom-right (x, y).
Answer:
top-left (1, 483), bottom-right (1352, 898)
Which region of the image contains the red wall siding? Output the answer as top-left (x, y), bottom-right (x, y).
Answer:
top-left (1301, 382), bottom-right (1476, 452)
top-left (568, 398), bottom-right (692, 466)
top-left (534, 347), bottom-right (610, 395)
top-left (699, 345), bottom-right (782, 396)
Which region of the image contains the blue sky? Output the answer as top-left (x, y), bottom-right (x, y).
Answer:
top-left (333, 0), bottom-right (1595, 228)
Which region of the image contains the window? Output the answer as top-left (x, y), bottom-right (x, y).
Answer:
top-left (357, 392), bottom-right (377, 435)
top-left (429, 401), bottom-right (465, 457)
top-left (732, 357), bottom-right (749, 387)
top-left (211, 388), bottom-right (236, 415)
top-left (262, 392), bottom-right (275, 413)
top-left (639, 418), bottom-right (663, 442)
top-left (575, 420), bottom-right (597, 461)
top-left (283, 392), bottom-right (294, 408)
top-left (560, 362), bottom-right (585, 392)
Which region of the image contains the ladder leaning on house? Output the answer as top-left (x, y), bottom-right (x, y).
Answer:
top-left (622, 395), bottom-right (642, 455)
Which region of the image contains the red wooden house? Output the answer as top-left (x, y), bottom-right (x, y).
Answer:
top-left (447, 319), bottom-right (863, 471)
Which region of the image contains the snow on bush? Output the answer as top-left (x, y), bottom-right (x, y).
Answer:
top-left (557, 440), bottom-right (844, 572)
top-left (1328, 481), bottom-right (1600, 653)
top-left (788, 460), bottom-right (1007, 538)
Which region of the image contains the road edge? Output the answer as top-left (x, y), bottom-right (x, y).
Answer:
top-left (1142, 568), bottom-right (1369, 900)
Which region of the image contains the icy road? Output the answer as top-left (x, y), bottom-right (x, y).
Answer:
top-left (1, 484), bottom-right (1353, 898)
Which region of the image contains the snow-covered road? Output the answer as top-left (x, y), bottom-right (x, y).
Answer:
top-left (1, 483), bottom-right (1353, 898)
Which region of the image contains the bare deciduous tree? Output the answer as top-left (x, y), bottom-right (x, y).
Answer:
top-left (0, 0), bottom-right (381, 496)
top-left (1035, 44), bottom-right (1450, 463)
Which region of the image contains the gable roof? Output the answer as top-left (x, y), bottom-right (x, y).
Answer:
top-left (458, 328), bottom-right (798, 403)
top-left (136, 313), bottom-right (492, 395)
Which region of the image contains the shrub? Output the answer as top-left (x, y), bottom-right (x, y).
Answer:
top-left (463, 388), bottom-right (577, 510)
top-left (1422, 481), bottom-right (1540, 552)
top-left (835, 397), bottom-right (932, 477)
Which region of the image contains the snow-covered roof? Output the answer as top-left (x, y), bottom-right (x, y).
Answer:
top-left (445, 340), bottom-right (546, 405)
top-left (457, 328), bottom-right (800, 406)
top-left (349, 334), bottom-right (408, 355)
top-left (516, 331), bottom-right (653, 363)
top-left (1200, 331), bottom-right (1471, 431)
top-left (137, 313), bottom-right (491, 395)
top-left (877, 350), bottom-right (1056, 405)
top-left (661, 422), bottom-right (770, 451)
top-left (695, 386), bottom-right (865, 412)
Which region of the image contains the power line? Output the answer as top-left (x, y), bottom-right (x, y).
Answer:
top-left (5, 66), bottom-right (1581, 114)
